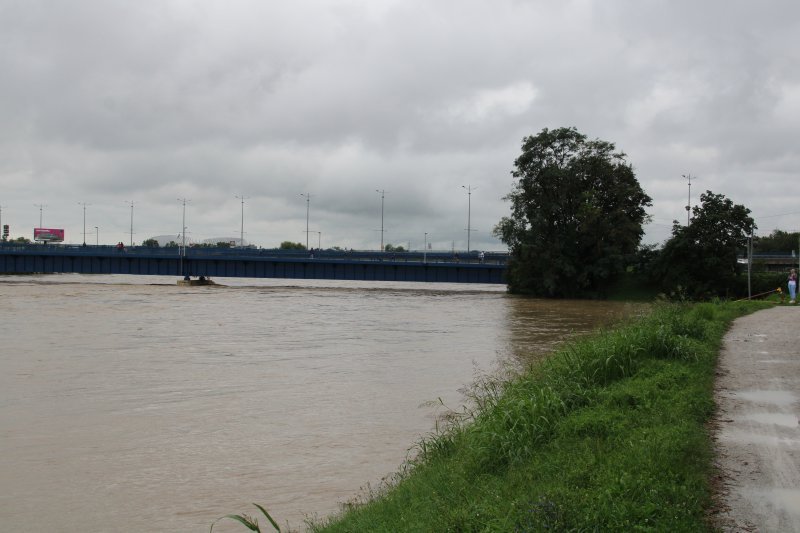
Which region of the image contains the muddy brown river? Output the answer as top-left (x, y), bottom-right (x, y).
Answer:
top-left (0, 274), bottom-right (639, 531)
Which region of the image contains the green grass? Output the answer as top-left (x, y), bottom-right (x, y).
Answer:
top-left (309, 300), bottom-right (768, 532)
top-left (605, 273), bottom-right (659, 302)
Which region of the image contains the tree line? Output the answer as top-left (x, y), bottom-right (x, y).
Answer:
top-left (494, 127), bottom-right (768, 300)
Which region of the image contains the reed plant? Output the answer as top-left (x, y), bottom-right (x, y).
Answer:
top-left (310, 299), bottom-right (768, 532)
top-left (210, 503), bottom-right (281, 533)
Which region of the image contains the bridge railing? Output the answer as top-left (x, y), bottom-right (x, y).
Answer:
top-left (0, 242), bottom-right (508, 265)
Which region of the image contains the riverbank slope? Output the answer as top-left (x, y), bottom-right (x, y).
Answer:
top-left (311, 301), bottom-right (769, 532)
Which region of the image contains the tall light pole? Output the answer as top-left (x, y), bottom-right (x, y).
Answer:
top-left (0, 205), bottom-right (6, 239)
top-left (424, 232), bottom-right (428, 263)
top-left (178, 198), bottom-right (189, 250)
top-left (235, 195), bottom-right (249, 247)
top-left (177, 198), bottom-right (189, 277)
top-left (34, 203), bottom-right (46, 228)
top-left (462, 185), bottom-right (476, 252)
top-left (300, 193), bottom-right (311, 250)
top-left (682, 174), bottom-right (696, 226)
top-left (94, 226), bottom-right (99, 246)
top-left (78, 202), bottom-right (90, 246)
top-left (125, 201), bottom-right (135, 246)
top-left (317, 231), bottom-right (321, 250)
top-left (376, 189), bottom-right (386, 251)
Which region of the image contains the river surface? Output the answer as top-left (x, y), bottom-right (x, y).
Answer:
top-left (0, 274), bottom-right (640, 532)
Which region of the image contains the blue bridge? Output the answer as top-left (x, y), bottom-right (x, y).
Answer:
top-left (0, 243), bottom-right (508, 284)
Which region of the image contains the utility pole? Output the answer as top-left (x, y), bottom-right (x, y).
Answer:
top-left (682, 174), bottom-right (696, 226)
top-left (424, 232), bottom-right (428, 264)
top-left (376, 189), bottom-right (386, 251)
top-left (462, 185), bottom-right (477, 252)
top-left (78, 202), bottom-right (90, 246)
top-left (747, 231), bottom-right (752, 299)
top-left (235, 195), bottom-right (249, 247)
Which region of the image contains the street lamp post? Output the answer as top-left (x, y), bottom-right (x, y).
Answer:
top-left (317, 231), bottom-right (321, 250)
top-left (300, 193), bottom-right (311, 250)
top-left (424, 232), bottom-right (428, 264)
top-left (235, 195), bottom-right (249, 247)
top-left (34, 203), bottom-right (46, 228)
top-left (126, 201), bottom-right (134, 246)
top-left (177, 198), bottom-right (189, 276)
top-left (78, 202), bottom-right (90, 246)
top-left (95, 226), bottom-right (99, 246)
top-left (178, 199), bottom-right (188, 251)
top-left (376, 189), bottom-right (386, 251)
top-left (462, 185), bottom-right (476, 252)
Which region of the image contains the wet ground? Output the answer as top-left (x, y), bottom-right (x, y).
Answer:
top-left (713, 306), bottom-right (800, 532)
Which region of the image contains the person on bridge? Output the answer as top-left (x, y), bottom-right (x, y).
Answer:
top-left (788, 268), bottom-right (797, 304)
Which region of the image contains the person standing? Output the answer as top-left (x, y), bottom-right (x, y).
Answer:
top-left (788, 268), bottom-right (797, 304)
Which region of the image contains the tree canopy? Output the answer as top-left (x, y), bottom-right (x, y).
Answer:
top-left (279, 241), bottom-right (306, 250)
top-left (753, 229), bottom-right (799, 254)
top-left (494, 127), bottom-right (652, 297)
top-left (652, 190), bottom-right (755, 298)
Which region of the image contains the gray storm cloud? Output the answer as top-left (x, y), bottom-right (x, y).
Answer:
top-left (1, 0), bottom-right (798, 249)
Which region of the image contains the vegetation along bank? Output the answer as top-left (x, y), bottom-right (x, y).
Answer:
top-left (304, 300), bottom-right (769, 532)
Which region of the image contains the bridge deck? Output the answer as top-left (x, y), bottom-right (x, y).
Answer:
top-left (0, 244), bottom-right (508, 284)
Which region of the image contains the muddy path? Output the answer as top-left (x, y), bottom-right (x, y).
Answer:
top-left (712, 306), bottom-right (800, 532)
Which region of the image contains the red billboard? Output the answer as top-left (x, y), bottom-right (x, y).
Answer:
top-left (34, 228), bottom-right (65, 242)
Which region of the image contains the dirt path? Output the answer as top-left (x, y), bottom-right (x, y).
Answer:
top-left (712, 306), bottom-right (800, 532)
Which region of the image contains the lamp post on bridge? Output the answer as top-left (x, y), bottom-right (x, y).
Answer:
top-left (462, 185), bottom-right (476, 252)
top-left (424, 232), bottom-right (428, 264)
top-left (300, 193), bottom-right (311, 250)
top-left (78, 202), bottom-right (90, 246)
top-left (125, 201), bottom-right (135, 246)
top-left (0, 205), bottom-right (5, 240)
top-left (177, 198), bottom-right (189, 277)
top-left (376, 189), bottom-right (386, 251)
top-left (94, 226), bottom-right (99, 246)
top-left (235, 194), bottom-right (249, 247)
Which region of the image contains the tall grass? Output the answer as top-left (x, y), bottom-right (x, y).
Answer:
top-left (311, 300), bottom-right (767, 532)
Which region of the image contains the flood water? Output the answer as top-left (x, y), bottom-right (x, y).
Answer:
top-left (0, 274), bottom-right (640, 532)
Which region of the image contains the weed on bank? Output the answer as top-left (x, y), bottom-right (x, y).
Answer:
top-left (310, 300), bottom-right (769, 532)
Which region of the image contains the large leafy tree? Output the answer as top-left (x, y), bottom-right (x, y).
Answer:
top-left (653, 191), bottom-right (755, 298)
top-left (494, 127), bottom-right (652, 297)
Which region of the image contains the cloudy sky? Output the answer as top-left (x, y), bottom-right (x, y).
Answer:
top-left (1, 0), bottom-right (798, 250)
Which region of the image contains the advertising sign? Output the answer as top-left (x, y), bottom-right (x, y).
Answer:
top-left (34, 228), bottom-right (65, 242)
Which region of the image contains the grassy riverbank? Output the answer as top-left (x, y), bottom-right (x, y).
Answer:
top-left (310, 300), bottom-right (769, 532)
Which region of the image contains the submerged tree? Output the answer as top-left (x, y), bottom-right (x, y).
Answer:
top-left (653, 190), bottom-right (755, 298)
top-left (494, 127), bottom-right (652, 297)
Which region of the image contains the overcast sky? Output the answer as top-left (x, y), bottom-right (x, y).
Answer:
top-left (1, 0), bottom-right (798, 250)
